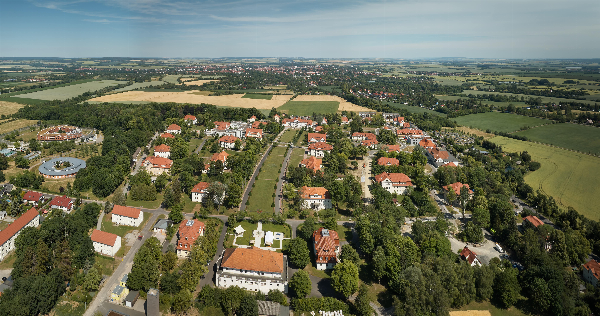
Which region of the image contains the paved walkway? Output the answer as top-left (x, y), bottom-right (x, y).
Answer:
top-left (194, 138), bottom-right (208, 154)
top-left (96, 213), bottom-right (103, 230)
top-left (275, 145), bottom-right (293, 214)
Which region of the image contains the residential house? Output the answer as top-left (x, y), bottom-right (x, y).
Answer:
top-left (299, 156), bottom-right (322, 172)
top-left (214, 121), bottom-right (231, 130)
top-left (321, 118), bottom-right (328, 125)
top-left (273, 114), bottom-right (280, 123)
top-left (361, 139), bottom-right (379, 149)
top-left (248, 115), bottom-right (257, 123)
top-left (374, 172), bottom-right (414, 195)
top-left (419, 138), bottom-right (436, 149)
top-left (210, 151), bottom-right (229, 168)
top-left (252, 121), bottom-right (268, 129)
top-left (383, 113), bottom-right (400, 122)
top-left (341, 116), bottom-right (350, 125)
top-left (160, 133), bottom-right (174, 139)
top-left (392, 116), bottom-right (405, 125)
top-left (23, 191), bottom-right (44, 205)
top-left (397, 128), bottom-right (424, 138)
top-left (307, 133), bottom-right (326, 143)
top-left (111, 205), bottom-right (143, 227)
top-left (460, 246), bottom-right (481, 266)
top-left (176, 219), bottom-right (205, 258)
top-left (523, 215), bottom-right (545, 228)
top-left (315, 126), bottom-right (323, 132)
top-left (166, 124), bottom-right (181, 134)
top-left (427, 148), bottom-right (451, 166)
top-left (91, 229), bottom-right (121, 257)
top-left (154, 144), bottom-right (171, 158)
top-left (184, 115), bottom-right (197, 125)
top-left (300, 186), bottom-right (332, 210)
top-left (191, 182), bottom-right (210, 203)
top-left (308, 142), bottom-right (333, 158)
top-left (111, 275), bottom-right (129, 302)
top-left (312, 227), bottom-right (340, 270)
top-left (282, 117), bottom-right (314, 128)
top-left (245, 128), bottom-right (263, 140)
top-left (351, 132), bottom-right (376, 142)
top-left (153, 219), bottom-right (173, 235)
top-left (382, 144), bottom-right (401, 153)
top-left (219, 135), bottom-right (239, 149)
top-left (377, 157), bottom-right (399, 166)
top-left (442, 182), bottom-right (473, 202)
top-left (0, 207), bottom-right (40, 261)
top-left (216, 247), bottom-right (288, 294)
top-left (49, 195), bottom-right (73, 213)
top-left (142, 156), bottom-right (173, 176)
top-left (358, 112), bottom-right (375, 118)
top-left (406, 136), bottom-right (422, 146)
top-left (583, 259), bottom-right (600, 287)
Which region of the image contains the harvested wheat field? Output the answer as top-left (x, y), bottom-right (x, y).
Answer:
top-left (88, 90), bottom-right (292, 109)
top-left (183, 80), bottom-right (218, 86)
top-left (450, 311), bottom-right (491, 316)
top-left (293, 95), bottom-right (375, 113)
top-left (0, 101), bottom-right (25, 116)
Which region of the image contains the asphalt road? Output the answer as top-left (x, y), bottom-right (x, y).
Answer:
top-left (194, 138), bottom-right (208, 154)
top-left (199, 215), bottom-right (228, 288)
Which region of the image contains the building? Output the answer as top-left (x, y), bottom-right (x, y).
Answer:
top-left (147, 288), bottom-right (160, 316)
top-left (273, 114), bottom-right (280, 123)
top-left (351, 132), bottom-right (376, 142)
top-left (377, 157), bottom-right (399, 166)
top-left (112, 205), bottom-right (143, 227)
top-left (397, 128), bottom-right (423, 138)
top-left (216, 247), bottom-right (287, 294)
top-left (49, 195), bottom-right (73, 212)
top-left (245, 128), bottom-right (263, 139)
top-left (142, 156), bottom-right (173, 176)
top-left (176, 219), bottom-right (206, 258)
top-left (308, 142), bottom-right (333, 158)
top-left (299, 156), bottom-right (322, 172)
top-left (442, 182), bottom-right (473, 201)
top-left (460, 246), bottom-right (481, 266)
top-left (160, 133), bottom-right (175, 139)
top-left (38, 157), bottom-right (87, 179)
top-left (210, 151), bottom-right (229, 167)
top-left (427, 147), bottom-right (450, 164)
top-left (248, 115), bottom-right (257, 123)
top-left (252, 121), bottom-right (268, 129)
top-left (154, 144), bottom-right (170, 158)
top-left (184, 115), bottom-right (197, 125)
top-left (191, 182), bottom-right (210, 203)
top-left (0, 207), bottom-right (40, 261)
top-left (282, 117), bottom-right (314, 128)
top-left (361, 139), bottom-right (378, 149)
top-left (153, 219), bottom-right (172, 235)
top-left (37, 125), bottom-right (82, 142)
top-left (23, 191), bottom-right (44, 205)
top-left (419, 138), bottom-right (436, 149)
top-left (300, 186), bottom-right (332, 210)
top-left (166, 124), bottom-right (181, 134)
top-left (91, 229), bottom-right (121, 257)
top-left (312, 227), bottom-right (340, 270)
top-left (307, 133), bottom-right (326, 143)
top-left (125, 291), bottom-right (139, 308)
top-left (583, 260), bottom-right (600, 287)
top-left (341, 116), bottom-right (350, 125)
top-left (111, 275), bottom-right (129, 302)
top-left (219, 135), bottom-right (239, 149)
top-left (392, 116), bottom-right (405, 125)
top-left (523, 215), bottom-right (545, 228)
top-left (374, 172), bottom-right (414, 195)
top-left (382, 144), bottom-right (401, 153)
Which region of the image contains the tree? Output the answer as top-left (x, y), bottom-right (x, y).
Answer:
top-left (172, 289), bottom-right (193, 314)
top-left (111, 191), bottom-right (126, 207)
top-left (474, 265), bottom-right (496, 301)
top-left (446, 188), bottom-right (457, 206)
top-left (472, 208), bottom-right (490, 228)
top-left (154, 173), bottom-right (169, 193)
top-left (340, 244), bottom-right (360, 266)
top-left (162, 251), bottom-right (178, 272)
top-left (290, 270), bottom-right (311, 298)
top-left (15, 156), bottom-right (29, 169)
top-left (127, 237), bottom-right (162, 291)
top-left (331, 261), bottom-right (359, 299)
top-left (372, 246), bottom-right (386, 283)
top-left (494, 267), bottom-right (521, 308)
top-left (354, 283), bottom-right (374, 316)
top-left (376, 129), bottom-right (396, 145)
top-left (168, 204), bottom-right (184, 224)
top-left (221, 286), bottom-right (245, 316)
top-left (299, 216), bottom-right (317, 240)
top-left (288, 238), bottom-right (310, 268)
top-left (170, 138), bottom-right (189, 161)
top-left (267, 289), bottom-right (288, 306)
top-left (82, 267), bottom-right (102, 292)
top-left (237, 295), bottom-right (258, 316)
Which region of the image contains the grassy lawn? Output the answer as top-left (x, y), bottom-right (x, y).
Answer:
top-left (0, 221), bottom-right (10, 232)
top-left (453, 112), bottom-right (549, 133)
top-left (279, 101), bottom-right (339, 116)
top-left (514, 123), bottom-right (600, 155)
top-left (279, 129), bottom-right (297, 143)
top-left (0, 252), bottom-right (16, 269)
top-left (228, 220), bottom-right (291, 246)
top-left (242, 93), bottom-right (273, 100)
top-left (94, 254), bottom-right (117, 276)
top-left (304, 264), bottom-right (331, 279)
top-left (101, 211), bottom-right (150, 237)
top-left (288, 148), bottom-right (305, 170)
top-left (452, 300), bottom-right (526, 316)
top-left (0, 119), bottom-right (38, 134)
top-left (385, 101), bottom-right (443, 116)
top-left (188, 137), bottom-right (204, 154)
top-left (294, 131), bottom-right (307, 147)
top-left (491, 136), bottom-right (600, 220)
top-left (246, 146), bottom-right (287, 213)
top-left (126, 193), bottom-right (163, 209)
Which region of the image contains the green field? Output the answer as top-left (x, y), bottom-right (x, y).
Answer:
top-left (514, 123), bottom-right (600, 155)
top-left (491, 136), bottom-right (600, 220)
top-left (278, 101), bottom-right (339, 116)
top-left (453, 112), bottom-right (549, 133)
top-left (461, 90), bottom-right (599, 106)
top-left (288, 148), bottom-right (305, 171)
top-left (246, 146), bottom-right (287, 212)
top-left (242, 93), bottom-right (273, 100)
top-left (278, 129), bottom-right (297, 143)
top-left (385, 102), bottom-right (443, 116)
top-left (113, 81), bottom-right (166, 92)
top-left (16, 80), bottom-right (125, 100)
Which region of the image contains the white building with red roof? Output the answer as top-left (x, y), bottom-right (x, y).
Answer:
top-left (442, 182), bottom-right (473, 200)
top-left (191, 182), bottom-right (210, 203)
top-left (312, 227), bottom-right (340, 270)
top-left (216, 247), bottom-right (287, 293)
top-left (219, 135), bottom-right (239, 149)
top-left (183, 115), bottom-right (197, 125)
top-left (111, 205), bottom-right (143, 227)
top-left (0, 207), bottom-right (40, 261)
top-left (377, 157), bottom-right (399, 166)
top-left (460, 246), bottom-right (481, 266)
top-left (154, 144), bottom-right (170, 158)
top-left (142, 156), bottom-right (173, 176)
top-left (248, 115), bottom-right (257, 123)
top-left (308, 142), bottom-right (333, 158)
top-left (299, 156), bottom-right (322, 172)
top-left (300, 186), bottom-right (332, 210)
top-left (341, 116), bottom-right (350, 125)
top-left (176, 219), bottom-right (205, 258)
top-left (245, 128), bottom-right (263, 139)
top-left (307, 133), bottom-right (326, 143)
top-left (374, 172), bottom-right (414, 195)
top-left (91, 229), bottom-right (121, 257)
top-left (23, 190), bottom-right (44, 205)
top-left (49, 195), bottom-right (73, 213)
top-left (522, 215), bottom-right (545, 228)
top-left (160, 133), bottom-right (175, 139)
top-left (282, 117), bottom-right (314, 128)
top-left (583, 259), bottom-right (600, 287)
top-left (166, 124), bottom-right (181, 135)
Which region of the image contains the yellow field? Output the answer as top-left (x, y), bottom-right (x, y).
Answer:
top-left (0, 101), bottom-right (25, 116)
top-left (292, 95), bottom-right (375, 113)
top-left (450, 311), bottom-right (491, 316)
top-left (0, 119), bottom-right (38, 134)
top-left (183, 79), bottom-right (218, 86)
top-left (88, 90), bottom-right (292, 109)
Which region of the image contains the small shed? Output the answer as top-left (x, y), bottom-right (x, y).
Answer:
top-left (234, 225), bottom-right (245, 237)
top-left (264, 231), bottom-right (274, 246)
top-left (125, 290), bottom-right (139, 308)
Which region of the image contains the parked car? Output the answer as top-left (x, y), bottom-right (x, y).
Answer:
top-left (138, 235), bottom-right (143, 240)
top-left (494, 243), bottom-right (504, 253)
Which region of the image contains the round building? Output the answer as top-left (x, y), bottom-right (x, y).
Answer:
top-left (38, 157), bottom-right (86, 179)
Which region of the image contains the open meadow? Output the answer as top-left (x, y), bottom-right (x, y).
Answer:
top-left (292, 95), bottom-right (374, 113)
top-left (278, 101), bottom-right (339, 116)
top-left (15, 80), bottom-right (125, 100)
top-left (112, 81), bottom-right (166, 92)
top-left (491, 136), bottom-right (600, 220)
top-left (0, 101), bottom-right (25, 116)
top-left (453, 112), bottom-right (550, 133)
top-left (246, 146), bottom-right (287, 213)
top-left (514, 123), bottom-right (600, 155)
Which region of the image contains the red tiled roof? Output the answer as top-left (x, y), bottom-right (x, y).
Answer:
top-left (167, 124), bottom-right (181, 131)
top-left (91, 229), bottom-right (119, 247)
top-left (374, 172), bottom-right (413, 186)
top-left (428, 148), bottom-right (449, 160)
top-left (341, 116), bottom-right (349, 122)
top-left (191, 182), bottom-right (210, 194)
top-left (214, 121), bottom-right (230, 130)
top-left (419, 138), bottom-right (436, 148)
top-left (300, 156), bottom-right (322, 172)
top-left (154, 144), bottom-right (170, 153)
top-left (307, 133), bottom-right (326, 142)
top-left (523, 215), bottom-right (544, 228)
top-left (211, 151), bottom-right (229, 162)
top-left (143, 156), bottom-right (173, 169)
top-left (361, 139), bottom-right (378, 147)
top-left (313, 227), bottom-right (339, 264)
top-left (383, 145), bottom-right (401, 152)
top-left (252, 121), bottom-right (268, 128)
top-left (23, 191), bottom-right (43, 202)
top-left (583, 260), bottom-right (600, 281)
top-left (112, 205), bottom-right (142, 219)
top-left (396, 128), bottom-right (423, 136)
top-left (443, 182), bottom-right (472, 195)
top-left (184, 115), bottom-right (197, 121)
top-left (160, 133), bottom-right (175, 139)
top-left (245, 128), bottom-right (263, 138)
top-left (460, 246), bottom-right (478, 265)
top-left (308, 142), bottom-right (333, 151)
top-left (219, 135), bottom-right (239, 143)
top-left (282, 118), bottom-right (313, 125)
top-left (300, 186), bottom-right (331, 200)
top-left (377, 157), bottom-right (399, 166)
top-left (441, 162), bottom-right (459, 167)
top-left (177, 219), bottom-right (205, 251)
top-left (0, 207), bottom-right (38, 246)
top-left (49, 195), bottom-right (72, 208)
top-left (221, 247), bottom-right (284, 273)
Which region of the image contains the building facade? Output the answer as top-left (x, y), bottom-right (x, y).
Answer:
top-left (375, 172), bottom-right (414, 195)
top-left (91, 229), bottom-right (122, 257)
top-left (300, 186), bottom-right (332, 210)
top-left (112, 205), bottom-right (143, 227)
top-left (176, 219), bottom-right (205, 258)
top-left (312, 227), bottom-right (340, 270)
top-left (0, 207), bottom-right (40, 261)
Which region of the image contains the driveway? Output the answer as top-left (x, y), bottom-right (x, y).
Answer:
top-left (448, 229), bottom-right (500, 265)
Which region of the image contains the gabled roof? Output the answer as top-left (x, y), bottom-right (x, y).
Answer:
top-left (361, 139), bottom-right (378, 147)
top-left (221, 247), bottom-right (284, 273)
top-left (112, 205), bottom-right (142, 219)
top-left (383, 145), bottom-right (401, 152)
top-left (441, 162), bottom-right (459, 168)
top-left (397, 128), bottom-right (423, 136)
top-left (183, 115), bottom-right (197, 121)
top-left (191, 182), bottom-right (210, 194)
top-left (0, 207), bottom-right (38, 246)
top-left (315, 126), bottom-right (323, 132)
top-left (419, 138), bottom-right (436, 148)
top-left (214, 121), bottom-right (230, 130)
top-left (91, 229), bottom-right (119, 247)
top-left (300, 186), bottom-right (331, 200)
top-left (167, 124), bottom-right (181, 131)
top-left (377, 157), bottom-right (399, 166)
top-left (23, 190), bottom-right (43, 202)
top-left (443, 182), bottom-right (472, 195)
top-left (143, 156), bottom-right (173, 169)
top-left (523, 215), bottom-right (544, 228)
top-left (428, 147), bottom-right (449, 160)
top-left (252, 121), bottom-right (268, 129)
top-left (307, 133), bottom-right (326, 142)
top-left (49, 195), bottom-right (72, 208)
top-left (313, 227), bottom-right (339, 264)
top-left (460, 246), bottom-right (478, 265)
top-left (154, 144), bottom-right (170, 153)
top-left (160, 133), bottom-right (175, 139)
top-left (583, 260), bottom-right (600, 281)
top-left (300, 156), bottom-right (322, 172)
top-left (245, 128), bottom-right (263, 137)
top-left (308, 142), bottom-right (333, 151)
top-left (211, 151), bottom-right (229, 162)
top-left (374, 172), bottom-right (412, 186)
top-left (219, 135), bottom-right (239, 143)
top-left (177, 219), bottom-right (205, 251)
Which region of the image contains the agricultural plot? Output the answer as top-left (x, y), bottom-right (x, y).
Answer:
top-left (16, 80), bottom-right (125, 100)
top-left (246, 146), bottom-right (287, 213)
top-left (291, 95), bottom-right (374, 113)
top-left (0, 101), bottom-right (25, 116)
top-left (385, 102), bottom-right (443, 116)
top-left (453, 112), bottom-right (549, 133)
top-left (514, 123), bottom-right (600, 155)
top-left (242, 93), bottom-right (273, 100)
top-left (491, 136), bottom-right (600, 220)
top-left (112, 81), bottom-right (166, 92)
top-left (461, 90), bottom-right (599, 106)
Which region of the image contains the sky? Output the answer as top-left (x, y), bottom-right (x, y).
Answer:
top-left (1, 0), bottom-right (599, 59)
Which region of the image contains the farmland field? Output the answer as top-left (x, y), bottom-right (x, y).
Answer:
top-left (0, 119), bottom-right (38, 134)
top-left (491, 136), bottom-right (600, 220)
top-left (385, 102), bottom-right (443, 116)
top-left (461, 90), bottom-right (599, 106)
top-left (514, 123), bottom-right (600, 155)
top-left (16, 80), bottom-right (125, 100)
top-left (242, 93), bottom-right (273, 100)
top-left (453, 112), bottom-right (549, 133)
top-left (112, 81), bottom-right (166, 92)
top-left (291, 95), bottom-right (374, 113)
top-left (279, 101), bottom-right (339, 116)
top-left (0, 101), bottom-right (25, 116)
top-left (246, 146), bottom-right (287, 213)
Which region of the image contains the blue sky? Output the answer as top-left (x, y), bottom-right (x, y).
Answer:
top-left (1, 0), bottom-right (599, 58)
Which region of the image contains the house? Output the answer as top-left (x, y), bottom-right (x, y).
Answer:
top-left (442, 182), bottom-right (473, 201)
top-left (210, 151), bottom-right (229, 167)
top-left (214, 121), bottom-right (231, 131)
top-left (142, 156), bottom-right (173, 176)
top-left (273, 114), bottom-right (280, 123)
top-left (307, 133), bottom-right (326, 143)
top-left (361, 139), bottom-right (379, 149)
top-left (23, 190), bottom-right (44, 205)
top-left (176, 219), bottom-right (205, 258)
top-left (154, 144), bottom-right (171, 158)
top-left (392, 116), bottom-right (405, 125)
top-left (191, 182), bottom-right (210, 203)
top-left (427, 148), bottom-right (451, 166)
top-left (282, 117), bottom-right (314, 128)
top-left (91, 229), bottom-right (121, 257)
top-left (460, 246), bottom-right (481, 266)
top-left (523, 215), bottom-right (544, 228)
top-left (321, 118), bottom-right (328, 125)
top-left (111, 275), bottom-right (129, 302)
top-left (383, 113), bottom-right (401, 122)
top-left (358, 112), bottom-right (375, 118)
top-left (419, 138), bottom-right (436, 149)
top-left (160, 133), bottom-right (175, 139)
top-left (377, 157), bottom-right (399, 166)
top-left (49, 195), bottom-right (73, 213)
top-left (166, 124), bottom-right (181, 134)
top-left (219, 135), bottom-right (239, 149)
top-left (153, 219), bottom-right (172, 235)
top-left (374, 172), bottom-right (414, 195)
top-left (299, 156), bottom-right (322, 172)
top-left (216, 247), bottom-right (287, 294)
top-left (111, 205), bottom-right (143, 227)
top-left (382, 144), bottom-right (401, 153)
top-left (583, 260), bottom-right (600, 287)
top-left (312, 227), bottom-right (340, 270)
top-left (315, 126), bottom-right (323, 132)
top-left (300, 186), bottom-right (332, 210)
top-left (252, 121), bottom-right (268, 129)
top-left (308, 142), bottom-right (333, 158)
top-left (341, 116), bottom-right (350, 125)
top-left (183, 115), bottom-right (197, 125)
top-left (248, 115), bottom-right (257, 123)
top-left (397, 128), bottom-right (423, 138)
top-left (0, 207), bottom-right (40, 261)
top-left (351, 132), bottom-right (376, 141)
top-left (245, 128), bottom-right (263, 139)
top-left (441, 162), bottom-right (459, 168)
top-left (406, 136), bottom-right (422, 146)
